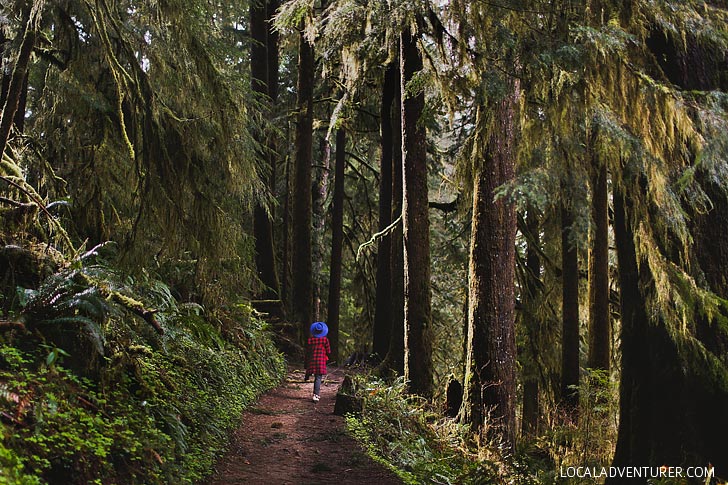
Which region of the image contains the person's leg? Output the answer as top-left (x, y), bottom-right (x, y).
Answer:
top-left (314, 374), bottom-right (322, 396)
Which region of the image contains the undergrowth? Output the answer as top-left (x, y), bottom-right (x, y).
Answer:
top-left (539, 370), bottom-right (619, 484)
top-left (0, 258), bottom-right (286, 484)
top-left (344, 371), bottom-right (624, 485)
top-left (343, 374), bottom-right (542, 485)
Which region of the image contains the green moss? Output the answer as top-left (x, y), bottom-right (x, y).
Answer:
top-left (0, 264), bottom-right (285, 485)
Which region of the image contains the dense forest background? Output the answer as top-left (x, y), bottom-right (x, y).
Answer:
top-left (1, 0), bottom-right (727, 483)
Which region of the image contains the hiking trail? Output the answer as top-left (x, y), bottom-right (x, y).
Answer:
top-left (208, 366), bottom-right (402, 484)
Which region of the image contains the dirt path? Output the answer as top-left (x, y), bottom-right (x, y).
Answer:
top-left (208, 366), bottom-right (402, 485)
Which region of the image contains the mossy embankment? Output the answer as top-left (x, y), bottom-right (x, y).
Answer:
top-left (0, 251), bottom-right (286, 484)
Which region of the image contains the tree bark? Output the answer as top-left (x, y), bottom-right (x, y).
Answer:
top-left (461, 78), bottom-right (520, 447)
top-left (251, 0), bottom-right (280, 301)
top-left (292, 30), bottom-right (315, 339)
top-left (588, 160), bottom-right (610, 372)
top-left (521, 207), bottom-right (541, 438)
top-left (400, 28), bottom-right (433, 396)
top-left (312, 136), bottom-right (330, 320)
top-left (326, 128), bottom-right (345, 364)
top-left (609, 183), bottom-right (655, 483)
top-left (380, 63), bottom-right (405, 375)
top-left (281, 153), bottom-right (291, 306)
top-left (560, 193), bottom-right (580, 409)
top-left (373, 63), bottom-right (397, 360)
top-left (14, 73), bottom-right (28, 133)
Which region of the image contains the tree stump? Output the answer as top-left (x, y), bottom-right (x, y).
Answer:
top-left (444, 376), bottom-right (462, 418)
top-left (334, 375), bottom-right (363, 416)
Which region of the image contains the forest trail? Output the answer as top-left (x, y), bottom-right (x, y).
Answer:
top-left (208, 366), bottom-right (402, 485)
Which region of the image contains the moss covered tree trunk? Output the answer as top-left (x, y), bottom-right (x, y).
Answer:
top-left (521, 208), bottom-right (542, 438)
top-left (381, 62), bottom-right (405, 375)
top-left (588, 159), bottom-right (610, 372)
top-left (610, 181), bottom-right (728, 482)
top-left (373, 63), bottom-right (397, 360)
top-left (292, 30), bottom-right (314, 339)
top-left (461, 77), bottom-right (520, 447)
top-left (400, 28), bottom-right (432, 396)
top-left (560, 190), bottom-right (580, 410)
top-left (606, 23), bottom-right (728, 480)
top-left (251, 0), bottom-right (280, 301)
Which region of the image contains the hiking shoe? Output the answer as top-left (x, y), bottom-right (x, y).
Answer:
top-left (312, 394), bottom-right (320, 403)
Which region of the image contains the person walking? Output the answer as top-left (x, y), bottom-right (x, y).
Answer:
top-left (306, 322), bottom-right (331, 402)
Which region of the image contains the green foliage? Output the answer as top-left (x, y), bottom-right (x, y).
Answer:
top-left (0, 431), bottom-right (41, 485)
top-left (539, 370), bottom-right (618, 484)
top-left (274, 0), bottom-right (316, 39)
top-left (344, 370), bottom-right (617, 485)
top-left (12, 0), bottom-right (261, 300)
top-left (344, 373), bottom-right (540, 484)
top-left (0, 260), bottom-right (285, 484)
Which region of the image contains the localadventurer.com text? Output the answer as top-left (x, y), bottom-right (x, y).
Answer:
top-left (559, 466), bottom-right (715, 480)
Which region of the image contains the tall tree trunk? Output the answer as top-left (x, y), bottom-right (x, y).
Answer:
top-left (251, 0), bottom-right (280, 301)
top-left (0, 6), bottom-right (38, 157)
top-left (690, 177), bottom-right (728, 478)
top-left (327, 128), bottom-right (345, 364)
top-left (373, 63), bottom-right (397, 360)
top-left (609, 184), bottom-right (648, 482)
top-left (292, 30), bottom-right (315, 339)
top-left (313, 137), bottom-right (331, 320)
top-left (267, 0), bottom-right (281, 283)
top-left (560, 191), bottom-right (580, 409)
top-left (14, 73), bottom-right (28, 133)
top-left (400, 28), bottom-right (432, 396)
top-left (610, 178), bottom-right (728, 482)
top-left (607, 26), bottom-right (728, 481)
top-left (461, 78), bottom-right (520, 447)
top-left (380, 64), bottom-right (405, 375)
top-left (281, 153), bottom-right (291, 306)
top-left (521, 207), bottom-right (541, 438)
top-left (588, 159), bottom-right (610, 372)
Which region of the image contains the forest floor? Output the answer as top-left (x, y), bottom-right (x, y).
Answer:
top-left (208, 365), bottom-right (402, 485)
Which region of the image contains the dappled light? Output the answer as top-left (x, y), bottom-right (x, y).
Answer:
top-left (1, 0), bottom-right (727, 484)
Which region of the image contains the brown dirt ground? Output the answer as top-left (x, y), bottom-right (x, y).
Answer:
top-left (207, 366), bottom-right (403, 485)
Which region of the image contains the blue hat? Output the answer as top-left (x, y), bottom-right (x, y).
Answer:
top-left (310, 321), bottom-right (328, 338)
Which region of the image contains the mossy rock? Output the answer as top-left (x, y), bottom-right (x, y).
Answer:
top-left (334, 375), bottom-right (363, 416)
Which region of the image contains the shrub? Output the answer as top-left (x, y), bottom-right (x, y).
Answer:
top-left (0, 262), bottom-right (285, 484)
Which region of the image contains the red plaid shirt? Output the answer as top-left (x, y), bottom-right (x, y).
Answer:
top-left (306, 336), bottom-right (330, 375)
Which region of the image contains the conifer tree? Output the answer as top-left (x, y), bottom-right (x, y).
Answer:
top-left (400, 24), bottom-right (433, 396)
top-left (251, 0), bottom-right (280, 301)
top-left (373, 62), bottom-right (398, 360)
top-left (461, 84), bottom-right (520, 447)
top-left (588, 144), bottom-right (610, 373)
top-left (560, 183), bottom-right (580, 410)
top-left (291, 22), bottom-right (315, 339)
